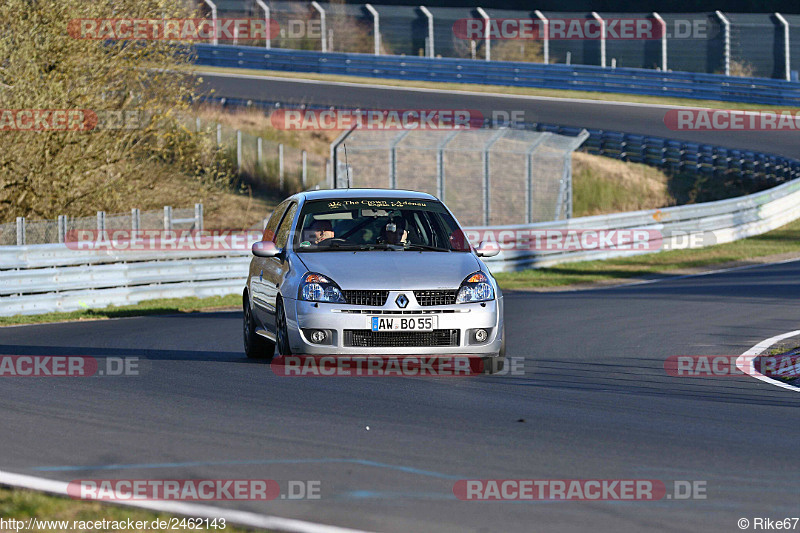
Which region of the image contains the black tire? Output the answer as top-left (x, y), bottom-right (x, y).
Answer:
top-left (243, 291), bottom-right (274, 360)
top-left (275, 298), bottom-right (293, 356)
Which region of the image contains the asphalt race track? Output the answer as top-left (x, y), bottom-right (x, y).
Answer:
top-left (3, 261), bottom-right (800, 532)
top-left (198, 71), bottom-right (800, 159)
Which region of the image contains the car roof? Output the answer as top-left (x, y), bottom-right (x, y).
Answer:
top-left (297, 189), bottom-right (439, 202)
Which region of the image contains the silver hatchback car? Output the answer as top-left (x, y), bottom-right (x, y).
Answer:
top-left (243, 189), bottom-right (505, 372)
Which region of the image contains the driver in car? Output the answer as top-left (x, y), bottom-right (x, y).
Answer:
top-left (305, 219), bottom-right (335, 244)
top-left (380, 217), bottom-right (409, 245)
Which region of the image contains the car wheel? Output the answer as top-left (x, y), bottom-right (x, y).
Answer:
top-left (243, 292), bottom-right (274, 359)
top-left (276, 298), bottom-right (293, 356)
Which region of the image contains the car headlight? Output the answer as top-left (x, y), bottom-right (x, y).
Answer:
top-left (456, 271), bottom-right (494, 303)
top-left (299, 272), bottom-right (345, 303)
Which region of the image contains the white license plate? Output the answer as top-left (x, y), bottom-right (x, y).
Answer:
top-left (369, 316), bottom-right (437, 332)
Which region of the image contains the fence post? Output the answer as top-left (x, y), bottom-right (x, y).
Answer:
top-left (476, 7), bottom-right (490, 61)
top-left (57, 215), bottom-right (67, 244)
top-left (256, 0), bottom-right (270, 48)
top-left (216, 123), bottom-right (222, 146)
top-left (96, 211), bottom-right (106, 232)
top-left (533, 10), bottom-right (549, 64)
top-left (652, 12), bottom-right (667, 71)
top-left (204, 0), bottom-right (218, 46)
top-left (326, 159), bottom-right (331, 188)
top-left (591, 12), bottom-right (606, 68)
top-left (776, 13), bottom-right (791, 81)
top-left (164, 206), bottom-right (173, 231)
top-left (525, 134), bottom-right (549, 224)
top-left (279, 143), bottom-right (285, 189)
top-left (131, 208), bottom-right (140, 231)
top-left (195, 117), bottom-right (201, 132)
top-left (330, 124), bottom-right (358, 188)
top-left (388, 130), bottom-right (411, 189)
top-left (311, 1), bottom-right (327, 53)
top-left (437, 130), bottom-right (459, 200)
top-left (15, 217), bottom-right (25, 246)
top-left (257, 137), bottom-right (263, 167)
top-left (365, 4), bottom-right (380, 55)
top-left (716, 11), bottom-right (730, 76)
top-left (483, 129), bottom-right (506, 226)
top-left (194, 203), bottom-right (204, 231)
top-left (302, 150), bottom-right (308, 188)
top-left (236, 130), bottom-right (242, 173)
top-left (420, 6), bottom-right (434, 58)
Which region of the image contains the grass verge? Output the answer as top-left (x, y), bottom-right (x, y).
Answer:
top-left (194, 65), bottom-right (798, 111)
top-left (0, 295), bottom-right (240, 327)
top-left (0, 486), bottom-right (260, 532)
top-left (494, 218), bottom-right (800, 290)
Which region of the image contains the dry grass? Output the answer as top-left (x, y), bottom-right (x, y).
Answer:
top-left (572, 152), bottom-right (673, 216)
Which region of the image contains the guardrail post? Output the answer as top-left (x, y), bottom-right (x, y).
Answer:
top-left (420, 6), bottom-right (434, 58)
top-left (194, 203), bottom-right (204, 231)
top-left (131, 208), bottom-right (140, 231)
top-left (302, 150), bottom-right (308, 188)
top-left (715, 11), bottom-right (730, 76)
top-left (311, 1), bottom-right (327, 53)
top-left (57, 215), bottom-right (67, 244)
top-left (96, 211), bottom-right (105, 232)
top-left (279, 144), bottom-right (285, 189)
top-left (203, 0), bottom-right (218, 46)
top-left (652, 12), bottom-right (667, 71)
top-left (533, 10), bottom-right (549, 64)
top-left (255, 0), bottom-right (270, 48)
top-left (776, 13), bottom-right (791, 81)
top-left (164, 206), bottom-right (173, 231)
top-left (591, 12), bottom-right (606, 68)
top-left (476, 7), bottom-right (490, 61)
top-left (365, 4), bottom-right (381, 55)
top-left (236, 130), bottom-right (242, 173)
top-left (15, 217), bottom-right (25, 246)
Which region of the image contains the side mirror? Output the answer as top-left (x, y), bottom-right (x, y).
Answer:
top-left (475, 242), bottom-right (500, 257)
top-left (252, 241), bottom-right (281, 258)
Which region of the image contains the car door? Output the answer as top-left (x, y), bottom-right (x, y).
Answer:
top-left (261, 202), bottom-right (298, 335)
top-left (251, 201), bottom-right (289, 328)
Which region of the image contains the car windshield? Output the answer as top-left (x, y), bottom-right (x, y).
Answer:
top-left (294, 198), bottom-right (471, 252)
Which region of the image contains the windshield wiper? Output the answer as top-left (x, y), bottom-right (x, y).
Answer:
top-left (404, 244), bottom-right (450, 252)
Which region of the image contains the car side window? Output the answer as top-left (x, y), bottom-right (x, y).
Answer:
top-left (262, 202), bottom-right (289, 242)
top-left (274, 203), bottom-right (298, 249)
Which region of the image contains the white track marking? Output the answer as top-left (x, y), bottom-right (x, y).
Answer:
top-left (737, 331), bottom-right (800, 393)
top-left (0, 469), bottom-right (376, 533)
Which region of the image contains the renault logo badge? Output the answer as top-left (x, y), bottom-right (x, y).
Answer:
top-left (395, 294), bottom-right (409, 308)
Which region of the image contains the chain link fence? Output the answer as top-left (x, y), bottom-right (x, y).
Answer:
top-left (332, 127), bottom-right (588, 227)
top-left (204, 2), bottom-right (800, 79)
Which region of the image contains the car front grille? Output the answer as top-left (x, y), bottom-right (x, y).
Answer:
top-left (342, 290), bottom-right (389, 306)
top-left (344, 329), bottom-right (460, 347)
top-left (414, 290), bottom-right (458, 306)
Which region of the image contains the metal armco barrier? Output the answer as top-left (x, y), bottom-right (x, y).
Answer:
top-left (194, 44), bottom-right (800, 106)
top-left (4, 168), bottom-right (800, 315)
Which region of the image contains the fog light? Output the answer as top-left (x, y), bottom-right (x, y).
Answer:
top-left (310, 330), bottom-right (327, 343)
top-left (474, 329), bottom-right (488, 343)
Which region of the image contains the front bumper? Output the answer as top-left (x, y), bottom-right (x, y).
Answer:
top-left (285, 291), bottom-right (504, 355)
